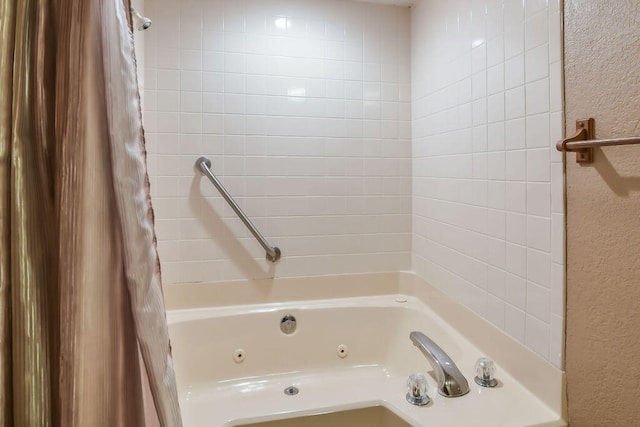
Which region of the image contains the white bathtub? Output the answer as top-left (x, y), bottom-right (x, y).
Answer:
top-left (166, 273), bottom-right (566, 426)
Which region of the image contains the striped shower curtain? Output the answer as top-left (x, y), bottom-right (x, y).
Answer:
top-left (0, 0), bottom-right (182, 425)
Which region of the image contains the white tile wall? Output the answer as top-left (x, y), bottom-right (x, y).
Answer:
top-left (141, 0), bottom-right (564, 368)
top-left (411, 0), bottom-right (564, 367)
top-left (143, 0), bottom-right (412, 283)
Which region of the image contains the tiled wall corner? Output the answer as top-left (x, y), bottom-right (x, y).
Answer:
top-left (143, 0), bottom-right (412, 283)
top-left (411, 0), bottom-right (564, 368)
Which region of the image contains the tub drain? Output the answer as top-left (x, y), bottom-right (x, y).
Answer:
top-left (284, 386), bottom-right (299, 396)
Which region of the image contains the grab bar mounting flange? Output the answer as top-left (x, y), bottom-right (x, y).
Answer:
top-left (556, 118), bottom-right (594, 163)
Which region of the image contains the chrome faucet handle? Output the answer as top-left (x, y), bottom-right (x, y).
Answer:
top-left (406, 373), bottom-right (430, 406)
top-left (409, 331), bottom-right (470, 398)
top-left (474, 357), bottom-right (498, 387)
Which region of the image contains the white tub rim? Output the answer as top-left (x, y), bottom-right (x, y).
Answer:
top-left (164, 271), bottom-right (566, 419)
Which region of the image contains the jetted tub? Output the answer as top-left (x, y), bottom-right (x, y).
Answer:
top-left (165, 273), bottom-right (566, 426)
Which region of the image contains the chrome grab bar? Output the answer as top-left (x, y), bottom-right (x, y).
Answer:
top-left (558, 135), bottom-right (640, 150)
top-left (195, 157), bottom-right (281, 262)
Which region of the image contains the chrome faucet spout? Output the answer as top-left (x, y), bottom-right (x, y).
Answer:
top-left (409, 331), bottom-right (470, 398)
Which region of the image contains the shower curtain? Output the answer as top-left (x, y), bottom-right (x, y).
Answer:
top-left (0, 0), bottom-right (182, 426)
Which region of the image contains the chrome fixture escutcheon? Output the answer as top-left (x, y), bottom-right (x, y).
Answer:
top-left (280, 314), bottom-right (296, 334)
top-left (284, 386), bottom-right (299, 396)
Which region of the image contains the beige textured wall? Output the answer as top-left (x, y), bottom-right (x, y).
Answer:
top-left (564, 1), bottom-right (640, 425)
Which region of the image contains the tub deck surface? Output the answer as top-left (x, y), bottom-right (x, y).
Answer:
top-left (168, 294), bottom-right (565, 427)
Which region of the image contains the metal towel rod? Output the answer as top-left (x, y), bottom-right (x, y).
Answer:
top-left (556, 118), bottom-right (640, 163)
top-left (195, 157), bottom-right (281, 262)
